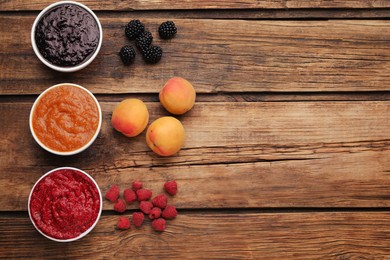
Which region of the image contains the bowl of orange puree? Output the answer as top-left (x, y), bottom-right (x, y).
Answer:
top-left (30, 83), bottom-right (102, 155)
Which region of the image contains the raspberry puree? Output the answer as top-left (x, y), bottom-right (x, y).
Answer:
top-left (29, 169), bottom-right (101, 240)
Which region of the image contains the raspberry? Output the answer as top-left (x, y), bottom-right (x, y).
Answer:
top-left (132, 212), bottom-right (145, 227)
top-left (162, 205), bottom-right (178, 219)
top-left (123, 188), bottom-right (137, 204)
top-left (151, 218), bottom-right (166, 232)
top-left (132, 181), bottom-right (143, 191)
top-left (164, 181), bottom-right (178, 195)
top-left (114, 199), bottom-right (126, 213)
top-left (119, 45), bottom-right (136, 65)
top-left (151, 194), bottom-right (168, 209)
top-left (117, 216), bottom-right (131, 230)
top-left (139, 201), bottom-right (153, 214)
top-left (149, 207), bottom-right (162, 219)
top-left (105, 185), bottom-right (120, 202)
top-left (158, 21), bottom-right (177, 39)
top-left (125, 19), bottom-right (145, 40)
top-left (142, 45), bottom-right (163, 64)
top-left (136, 31), bottom-right (153, 51)
top-left (136, 189), bottom-right (152, 201)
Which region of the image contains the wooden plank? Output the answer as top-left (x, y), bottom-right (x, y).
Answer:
top-left (1, 17), bottom-right (390, 94)
top-left (1, 101), bottom-right (389, 210)
top-left (0, 0), bottom-right (389, 11)
top-left (0, 212), bottom-right (389, 258)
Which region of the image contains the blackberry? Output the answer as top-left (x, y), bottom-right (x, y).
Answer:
top-left (158, 21), bottom-right (177, 39)
top-left (125, 19), bottom-right (145, 40)
top-left (119, 45), bottom-right (136, 65)
top-left (136, 31), bottom-right (153, 51)
top-left (142, 45), bottom-right (163, 64)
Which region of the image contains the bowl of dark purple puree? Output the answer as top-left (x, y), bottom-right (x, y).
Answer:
top-left (31, 1), bottom-right (102, 72)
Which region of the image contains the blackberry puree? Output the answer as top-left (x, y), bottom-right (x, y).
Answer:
top-left (35, 4), bottom-right (99, 67)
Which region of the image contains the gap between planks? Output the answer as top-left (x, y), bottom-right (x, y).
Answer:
top-left (1, 208), bottom-right (390, 218)
top-left (2, 92), bottom-right (390, 103)
top-left (0, 9), bottom-right (389, 19)
top-left (1, 0), bottom-right (390, 11)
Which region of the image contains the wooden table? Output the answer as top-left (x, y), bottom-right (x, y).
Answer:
top-left (1, 1), bottom-right (390, 258)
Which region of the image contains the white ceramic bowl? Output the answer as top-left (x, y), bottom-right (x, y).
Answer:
top-left (31, 1), bottom-right (103, 72)
top-left (28, 167), bottom-right (102, 242)
top-left (29, 83), bottom-right (102, 156)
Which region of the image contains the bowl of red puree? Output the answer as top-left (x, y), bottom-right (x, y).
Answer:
top-left (28, 167), bottom-right (102, 242)
top-left (29, 83), bottom-right (102, 156)
top-left (31, 1), bottom-right (102, 72)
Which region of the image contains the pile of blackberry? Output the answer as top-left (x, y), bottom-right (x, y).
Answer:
top-left (119, 20), bottom-right (177, 65)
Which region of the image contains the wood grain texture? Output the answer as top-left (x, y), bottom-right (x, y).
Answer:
top-left (1, 212), bottom-right (389, 259)
top-left (1, 2), bottom-right (389, 258)
top-left (0, 0), bottom-right (389, 11)
top-left (1, 101), bottom-right (389, 210)
top-left (1, 17), bottom-right (390, 94)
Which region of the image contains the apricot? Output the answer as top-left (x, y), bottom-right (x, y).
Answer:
top-left (159, 77), bottom-right (196, 115)
top-left (146, 116), bottom-right (185, 156)
top-left (112, 99), bottom-right (149, 137)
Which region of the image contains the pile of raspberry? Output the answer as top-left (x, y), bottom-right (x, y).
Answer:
top-left (105, 180), bottom-right (178, 232)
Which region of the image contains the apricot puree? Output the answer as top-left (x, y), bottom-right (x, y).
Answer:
top-left (32, 85), bottom-right (99, 152)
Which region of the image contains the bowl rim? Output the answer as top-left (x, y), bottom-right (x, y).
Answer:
top-left (31, 0), bottom-right (103, 73)
top-left (28, 167), bottom-right (103, 242)
top-left (29, 83), bottom-right (102, 156)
